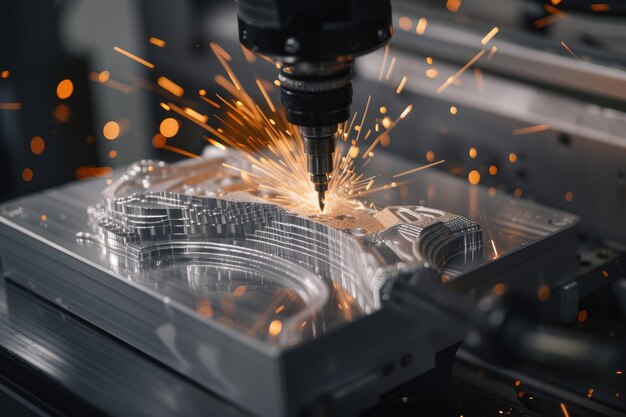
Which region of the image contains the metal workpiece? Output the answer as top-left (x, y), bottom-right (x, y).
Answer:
top-left (83, 156), bottom-right (482, 335)
top-left (0, 152), bottom-right (578, 417)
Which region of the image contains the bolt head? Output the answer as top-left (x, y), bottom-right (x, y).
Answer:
top-left (284, 37), bottom-right (300, 54)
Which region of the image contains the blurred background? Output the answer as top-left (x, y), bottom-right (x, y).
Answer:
top-left (1, 0), bottom-right (626, 244)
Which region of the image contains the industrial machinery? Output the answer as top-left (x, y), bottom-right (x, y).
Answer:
top-left (237, 0), bottom-right (392, 210)
top-left (1, 1), bottom-right (626, 417)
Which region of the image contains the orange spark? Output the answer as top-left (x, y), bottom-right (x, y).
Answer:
top-left (205, 136), bottom-right (227, 151)
top-left (113, 46), bottom-right (155, 69)
top-left (200, 96), bottom-right (221, 108)
top-left (157, 76), bottom-right (184, 97)
top-left (416, 18), bottom-right (428, 35)
top-left (56, 79), bottom-right (74, 99)
top-left (446, 0), bottom-right (462, 13)
top-left (591, 3), bottom-right (610, 11)
top-left (396, 76), bottom-right (408, 94)
top-left (160, 117), bottom-right (180, 138)
top-left (256, 78), bottom-right (276, 112)
top-left (481, 27), bottom-right (499, 45)
top-left (162, 145), bottom-right (201, 159)
top-left (468, 170), bottom-right (480, 185)
top-left (437, 49), bottom-right (485, 94)
top-left (473, 68), bottom-right (485, 93)
top-left (560, 403), bottom-right (570, 417)
top-left (512, 124), bottom-right (550, 135)
top-left (75, 166), bottom-right (113, 179)
top-left (398, 16), bottom-right (413, 31)
top-left (149, 37), bottom-right (166, 47)
top-left (0, 103), bottom-right (22, 110)
top-left (22, 168), bottom-right (33, 182)
top-left (30, 136), bottom-right (45, 155)
top-left (392, 160), bottom-right (446, 178)
top-left (535, 15), bottom-right (560, 29)
top-left (103, 121), bottom-right (121, 140)
top-left (561, 41), bottom-right (580, 60)
top-left (385, 56), bottom-right (396, 80)
top-left (544, 4), bottom-right (567, 17)
top-left (184, 107), bottom-right (208, 123)
top-left (378, 45), bottom-right (390, 81)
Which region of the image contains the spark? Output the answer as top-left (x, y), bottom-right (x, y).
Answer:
top-left (56, 79), bottom-right (74, 100)
top-left (149, 37), bottom-right (166, 47)
top-left (512, 124), bottom-right (551, 135)
top-left (205, 136), bottom-right (227, 151)
top-left (184, 107), bottom-right (208, 123)
top-left (392, 160), bottom-right (446, 178)
top-left (139, 44), bottom-right (418, 214)
top-left (385, 56), bottom-right (396, 80)
top-left (30, 136), bottom-right (45, 155)
top-left (75, 166), bottom-right (113, 179)
top-left (416, 18), bottom-right (428, 35)
top-left (437, 49), bottom-right (485, 94)
top-left (157, 76), bottom-right (184, 97)
top-left (210, 43), bottom-right (242, 90)
top-left (481, 27), bottom-right (499, 45)
top-left (544, 4), bottom-right (567, 17)
top-left (161, 145), bottom-right (201, 159)
top-left (378, 45), bottom-right (390, 81)
top-left (113, 46), bottom-right (155, 69)
top-left (491, 239), bottom-right (499, 258)
top-left (160, 117), bottom-right (180, 137)
top-left (426, 68), bottom-right (439, 78)
top-left (241, 45), bottom-right (257, 63)
top-left (487, 46), bottom-right (498, 60)
top-left (534, 15), bottom-right (559, 29)
top-left (22, 168), bottom-right (33, 182)
top-left (561, 41), bottom-right (580, 60)
top-left (473, 68), bottom-right (485, 93)
top-left (1, 70), bottom-right (9, 78)
top-left (591, 3), bottom-right (610, 12)
top-left (269, 319), bottom-right (282, 336)
top-left (400, 104), bottom-right (414, 119)
top-left (0, 103), bottom-right (22, 110)
top-left (396, 76), bottom-right (408, 94)
top-left (446, 0), bottom-right (462, 13)
top-left (256, 78), bottom-right (276, 112)
top-left (398, 16), bottom-right (413, 31)
top-left (468, 170), bottom-right (480, 185)
top-left (560, 403), bottom-right (570, 417)
top-left (200, 96), bottom-right (221, 108)
top-left (103, 121), bottom-right (120, 140)
top-left (88, 72), bottom-right (134, 94)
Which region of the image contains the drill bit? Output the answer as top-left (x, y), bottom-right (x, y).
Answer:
top-left (313, 177), bottom-right (328, 212)
top-left (301, 128), bottom-right (335, 213)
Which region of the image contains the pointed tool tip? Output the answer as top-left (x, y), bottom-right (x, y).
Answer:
top-left (318, 192), bottom-right (325, 213)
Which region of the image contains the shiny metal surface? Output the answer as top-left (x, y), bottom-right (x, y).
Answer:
top-left (0, 280), bottom-right (246, 417)
top-left (0, 151), bottom-right (578, 417)
top-left (73, 156), bottom-right (482, 344)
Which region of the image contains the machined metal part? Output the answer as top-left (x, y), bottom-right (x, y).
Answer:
top-left (0, 151), bottom-right (578, 417)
